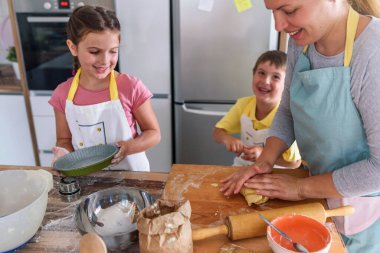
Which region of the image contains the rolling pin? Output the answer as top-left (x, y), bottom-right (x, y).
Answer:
top-left (192, 202), bottom-right (354, 241)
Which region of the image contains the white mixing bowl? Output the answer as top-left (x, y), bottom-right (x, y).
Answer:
top-left (0, 169), bottom-right (53, 252)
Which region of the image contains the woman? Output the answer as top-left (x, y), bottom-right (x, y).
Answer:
top-left (220, 0), bottom-right (380, 251)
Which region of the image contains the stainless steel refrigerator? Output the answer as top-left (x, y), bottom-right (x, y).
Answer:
top-left (172, 0), bottom-right (279, 165)
top-left (115, 0), bottom-right (172, 172)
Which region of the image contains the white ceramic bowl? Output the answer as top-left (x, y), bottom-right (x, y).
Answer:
top-left (0, 169), bottom-right (53, 252)
top-left (267, 214), bottom-right (332, 253)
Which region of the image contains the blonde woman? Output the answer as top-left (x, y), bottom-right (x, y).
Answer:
top-left (221, 0), bottom-right (380, 251)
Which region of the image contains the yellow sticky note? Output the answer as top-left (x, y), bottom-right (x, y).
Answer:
top-left (234, 0), bottom-right (252, 13)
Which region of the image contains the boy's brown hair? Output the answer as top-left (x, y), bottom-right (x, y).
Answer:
top-left (253, 50), bottom-right (287, 74)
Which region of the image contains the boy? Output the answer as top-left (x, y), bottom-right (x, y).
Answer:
top-left (213, 50), bottom-right (300, 168)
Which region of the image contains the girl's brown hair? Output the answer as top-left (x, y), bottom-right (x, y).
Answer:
top-left (253, 50), bottom-right (287, 74)
top-left (66, 5), bottom-right (120, 70)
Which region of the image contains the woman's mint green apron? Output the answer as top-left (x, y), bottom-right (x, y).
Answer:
top-left (289, 7), bottom-right (380, 252)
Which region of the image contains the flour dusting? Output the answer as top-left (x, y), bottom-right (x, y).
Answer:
top-left (164, 173), bottom-right (210, 200)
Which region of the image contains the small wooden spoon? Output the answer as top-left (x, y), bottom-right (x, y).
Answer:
top-left (79, 233), bottom-right (107, 253)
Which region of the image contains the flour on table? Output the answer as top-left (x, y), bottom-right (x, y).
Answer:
top-left (164, 173), bottom-right (211, 200)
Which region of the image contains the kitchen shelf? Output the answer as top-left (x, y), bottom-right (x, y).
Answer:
top-left (0, 64), bottom-right (22, 92)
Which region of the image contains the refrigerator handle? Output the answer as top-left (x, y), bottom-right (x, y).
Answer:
top-left (182, 104), bottom-right (227, 116)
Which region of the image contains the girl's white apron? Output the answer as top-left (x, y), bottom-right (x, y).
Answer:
top-left (65, 69), bottom-right (149, 171)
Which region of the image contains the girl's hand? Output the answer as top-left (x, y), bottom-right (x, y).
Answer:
top-left (244, 173), bottom-right (304, 201)
top-left (241, 145), bottom-right (263, 162)
top-left (220, 161), bottom-right (272, 196)
top-left (112, 141), bottom-right (127, 164)
top-left (51, 146), bottom-right (69, 176)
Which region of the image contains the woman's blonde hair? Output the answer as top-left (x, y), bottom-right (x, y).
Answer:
top-left (349, 0), bottom-right (380, 17)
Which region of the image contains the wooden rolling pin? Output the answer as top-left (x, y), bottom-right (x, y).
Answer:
top-left (192, 202), bottom-right (354, 241)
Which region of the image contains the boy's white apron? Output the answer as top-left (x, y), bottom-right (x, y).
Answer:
top-left (233, 111), bottom-right (270, 166)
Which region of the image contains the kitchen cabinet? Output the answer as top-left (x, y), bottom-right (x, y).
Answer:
top-left (0, 93), bottom-right (35, 165)
top-left (30, 93), bottom-right (56, 166)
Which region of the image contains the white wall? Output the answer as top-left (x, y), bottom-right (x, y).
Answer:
top-left (0, 0), bottom-right (11, 64)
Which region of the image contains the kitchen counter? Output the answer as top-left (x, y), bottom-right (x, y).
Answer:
top-left (0, 164), bottom-right (347, 253)
top-left (0, 64), bottom-right (22, 92)
top-left (0, 165), bottom-right (167, 253)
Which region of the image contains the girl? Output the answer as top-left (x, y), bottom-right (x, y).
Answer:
top-left (49, 5), bottom-right (160, 171)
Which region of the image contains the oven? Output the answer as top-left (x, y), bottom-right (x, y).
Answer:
top-left (12, 0), bottom-right (116, 166)
top-left (13, 0), bottom-right (116, 91)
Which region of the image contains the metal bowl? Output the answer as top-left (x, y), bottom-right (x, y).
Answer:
top-left (75, 186), bottom-right (155, 251)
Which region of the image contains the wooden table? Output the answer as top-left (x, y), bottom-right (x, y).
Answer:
top-left (0, 164), bottom-right (347, 253)
top-left (162, 164), bottom-right (347, 253)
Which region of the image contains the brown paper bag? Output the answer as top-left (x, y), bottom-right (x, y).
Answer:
top-left (137, 199), bottom-right (193, 253)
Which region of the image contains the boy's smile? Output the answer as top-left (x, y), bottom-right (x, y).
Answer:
top-left (252, 60), bottom-right (285, 108)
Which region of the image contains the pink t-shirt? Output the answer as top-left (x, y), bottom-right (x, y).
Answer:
top-left (49, 73), bottom-right (153, 137)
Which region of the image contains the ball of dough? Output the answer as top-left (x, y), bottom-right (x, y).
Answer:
top-left (240, 187), bottom-right (269, 206)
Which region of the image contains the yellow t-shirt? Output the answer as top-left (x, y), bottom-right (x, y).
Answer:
top-left (215, 96), bottom-right (301, 162)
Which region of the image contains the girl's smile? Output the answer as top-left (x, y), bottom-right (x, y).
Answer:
top-left (67, 29), bottom-right (120, 87)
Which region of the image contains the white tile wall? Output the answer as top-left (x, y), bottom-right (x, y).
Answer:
top-left (0, 0), bottom-right (10, 64)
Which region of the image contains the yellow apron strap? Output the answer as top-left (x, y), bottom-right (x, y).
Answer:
top-left (302, 6), bottom-right (359, 66)
top-left (67, 68), bottom-right (81, 101)
top-left (303, 45), bottom-right (309, 53)
top-left (109, 70), bottom-right (118, 100)
top-left (344, 6), bottom-right (360, 67)
top-left (66, 69), bottom-right (118, 101)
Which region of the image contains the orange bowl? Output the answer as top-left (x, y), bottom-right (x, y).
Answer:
top-left (267, 214), bottom-right (332, 253)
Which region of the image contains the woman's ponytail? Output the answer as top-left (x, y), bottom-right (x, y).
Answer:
top-left (349, 0), bottom-right (380, 17)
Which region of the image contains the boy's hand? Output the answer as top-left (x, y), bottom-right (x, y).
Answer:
top-left (241, 145), bottom-right (263, 162)
top-left (223, 137), bottom-right (244, 155)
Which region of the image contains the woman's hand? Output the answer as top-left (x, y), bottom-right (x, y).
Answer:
top-left (241, 145), bottom-right (263, 162)
top-left (244, 173), bottom-right (304, 201)
top-left (220, 161), bottom-right (273, 196)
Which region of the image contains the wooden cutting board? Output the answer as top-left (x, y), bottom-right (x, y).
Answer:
top-left (162, 164), bottom-right (347, 253)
